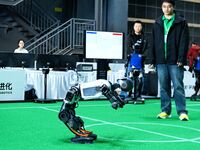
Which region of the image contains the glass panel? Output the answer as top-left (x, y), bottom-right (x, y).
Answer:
top-left (128, 5), bottom-right (136, 17)
top-left (147, 0), bottom-right (156, 7)
top-left (135, 6), bottom-right (146, 18)
top-left (146, 7), bottom-right (156, 19)
top-left (128, 0), bottom-right (200, 46)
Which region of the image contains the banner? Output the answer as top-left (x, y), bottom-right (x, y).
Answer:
top-left (0, 69), bottom-right (25, 101)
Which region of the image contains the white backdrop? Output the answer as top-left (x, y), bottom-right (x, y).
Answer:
top-left (0, 68), bottom-right (25, 101)
top-left (145, 65), bottom-right (195, 98)
top-left (0, 65), bottom-right (196, 101)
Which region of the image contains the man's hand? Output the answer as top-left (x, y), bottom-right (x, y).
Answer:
top-left (177, 62), bottom-right (183, 67)
top-left (148, 64), bottom-right (154, 69)
top-left (177, 62), bottom-right (186, 71)
top-left (188, 67), bottom-right (193, 73)
top-left (148, 64), bottom-right (156, 72)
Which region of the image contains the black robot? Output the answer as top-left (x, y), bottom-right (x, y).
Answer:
top-left (58, 78), bottom-right (133, 144)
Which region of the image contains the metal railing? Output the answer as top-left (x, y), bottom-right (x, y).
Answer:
top-left (25, 21), bottom-right (60, 46)
top-left (0, 0), bottom-right (23, 6)
top-left (26, 18), bottom-right (96, 55)
top-left (11, 0), bottom-right (59, 32)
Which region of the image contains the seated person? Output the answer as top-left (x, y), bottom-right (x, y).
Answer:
top-left (14, 39), bottom-right (28, 53)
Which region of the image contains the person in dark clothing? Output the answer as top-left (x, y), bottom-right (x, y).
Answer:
top-left (127, 20), bottom-right (147, 56)
top-left (147, 0), bottom-right (189, 121)
top-left (126, 20), bottom-right (147, 101)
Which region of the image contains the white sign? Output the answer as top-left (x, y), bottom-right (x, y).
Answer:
top-left (85, 31), bottom-right (123, 59)
top-left (0, 69), bottom-right (26, 101)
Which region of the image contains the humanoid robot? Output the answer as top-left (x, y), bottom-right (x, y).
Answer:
top-left (58, 78), bottom-right (133, 143)
top-left (190, 56), bottom-right (200, 101)
top-left (124, 34), bottom-right (147, 104)
top-left (125, 49), bottom-right (145, 104)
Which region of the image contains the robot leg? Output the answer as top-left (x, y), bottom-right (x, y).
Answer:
top-left (58, 86), bottom-right (97, 143)
top-left (137, 77), bottom-right (143, 97)
top-left (195, 77), bottom-right (200, 93)
top-left (129, 69), bottom-right (140, 99)
top-left (126, 70), bottom-right (145, 104)
top-left (134, 75), bottom-right (145, 104)
top-left (191, 71), bottom-right (200, 101)
top-left (191, 75), bottom-right (200, 101)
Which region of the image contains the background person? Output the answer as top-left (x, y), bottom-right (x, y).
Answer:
top-left (187, 42), bottom-right (200, 97)
top-left (187, 42), bottom-right (200, 72)
top-left (14, 39), bottom-right (28, 53)
top-left (126, 20), bottom-right (148, 101)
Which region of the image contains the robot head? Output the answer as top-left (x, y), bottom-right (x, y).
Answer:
top-left (116, 78), bottom-right (133, 92)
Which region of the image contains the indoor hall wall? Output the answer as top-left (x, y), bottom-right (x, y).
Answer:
top-left (36, 0), bottom-right (95, 22)
top-left (106, 0), bottom-right (128, 58)
top-left (35, 0), bottom-right (76, 22)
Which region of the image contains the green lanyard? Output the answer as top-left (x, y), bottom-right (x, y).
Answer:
top-left (162, 14), bottom-right (175, 59)
top-left (164, 19), bottom-right (174, 34)
top-left (164, 21), bottom-right (172, 35)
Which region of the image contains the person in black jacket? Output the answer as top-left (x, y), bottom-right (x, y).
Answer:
top-left (147, 0), bottom-right (189, 121)
top-left (126, 20), bottom-right (147, 102)
top-left (127, 20), bottom-right (147, 56)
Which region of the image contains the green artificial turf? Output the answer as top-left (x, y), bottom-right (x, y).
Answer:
top-left (0, 99), bottom-right (200, 150)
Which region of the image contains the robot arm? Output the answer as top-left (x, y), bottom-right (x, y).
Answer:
top-left (101, 84), bottom-right (125, 109)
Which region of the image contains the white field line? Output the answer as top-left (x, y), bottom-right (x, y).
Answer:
top-left (41, 107), bottom-right (200, 144)
top-left (0, 104), bottom-right (109, 110)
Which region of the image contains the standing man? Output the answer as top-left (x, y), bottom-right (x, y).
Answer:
top-left (147, 0), bottom-right (189, 121)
